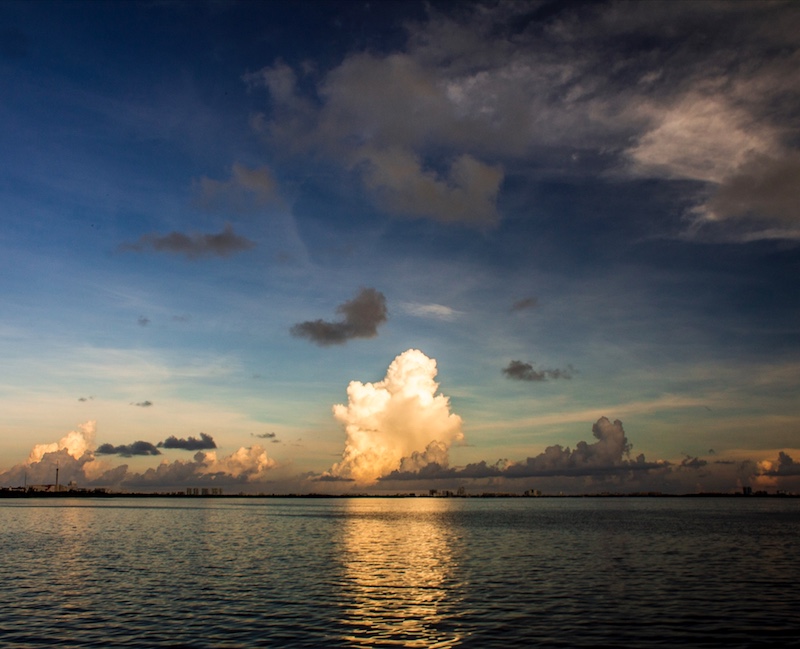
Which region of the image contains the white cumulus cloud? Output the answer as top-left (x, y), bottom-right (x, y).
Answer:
top-left (328, 349), bottom-right (464, 485)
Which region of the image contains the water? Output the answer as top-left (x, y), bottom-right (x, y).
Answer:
top-left (1, 497), bottom-right (798, 648)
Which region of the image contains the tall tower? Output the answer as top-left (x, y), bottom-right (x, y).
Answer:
top-left (55, 461), bottom-right (59, 493)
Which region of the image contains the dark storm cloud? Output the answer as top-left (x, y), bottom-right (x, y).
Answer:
top-left (290, 288), bottom-right (388, 346)
top-left (502, 360), bottom-right (574, 382)
top-left (382, 417), bottom-right (662, 481)
top-left (511, 297), bottom-right (538, 311)
top-left (95, 441), bottom-right (161, 457)
top-left (120, 224), bottom-right (255, 259)
top-left (158, 432), bottom-right (217, 451)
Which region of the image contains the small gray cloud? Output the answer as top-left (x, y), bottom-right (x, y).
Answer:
top-left (133, 400), bottom-right (153, 408)
top-left (196, 163), bottom-right (280, 213)
top-left (680, 455), bottom-right (708, 469)
top-left (78, 396), bottom-right (94, 402)
top-left (137, 316), bottom-right (150, 327)
top-left (503, 360), bottom-right (574, 382)
top-left (511, 297), bottom-right (538, 311)
top-left (291, 288), bottom-right (388, 346)
top-left (95, 441), bottom-right (161, 457)
top-left (252, 432), bottom-right (277, 439)
top-left (157, 432), bottom-right (217, 451)
top-left (120, 224), bottom-right (256, 259)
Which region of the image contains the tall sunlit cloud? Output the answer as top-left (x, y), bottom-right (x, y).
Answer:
top-left (326, 349), bottom-right (464, 484)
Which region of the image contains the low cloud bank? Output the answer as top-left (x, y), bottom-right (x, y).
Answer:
top-left (0, 422), bottom-right (276, 490)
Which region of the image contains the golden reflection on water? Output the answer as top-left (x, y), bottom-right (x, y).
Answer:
top-left (337, 498), bottom-right (466, 648)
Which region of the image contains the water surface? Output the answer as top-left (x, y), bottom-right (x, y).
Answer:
top-left (1, 497), bottom-right (798, 648)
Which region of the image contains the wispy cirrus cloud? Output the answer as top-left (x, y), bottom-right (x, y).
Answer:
top-left (399, 302), bottom-right (460, 321)
top-left (196, 163), bottom-right (280, 212)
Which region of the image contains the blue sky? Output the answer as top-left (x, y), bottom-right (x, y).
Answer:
top-left (1, 0), bottom-right (799, 494)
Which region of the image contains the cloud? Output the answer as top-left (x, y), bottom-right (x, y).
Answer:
top-left (326, 349), bottom-right (464, 484)
top-left (625, 95), bottom-right (776, 184)
top-left (250, 2), bottom-right (800, 239)
top-left (133, 400), bottom-right (153, 407)
top-left (511, 297), bottom-right (537, 312)
top-left (28, 421), bottom-right (96, 464)
top-left (95, 441), bottom-right (161, 457)
top-left (78, 396), bottom-right (94, 402)
top-left (252, 432), bottom-right (276, 439)
top-left (290, 287), bottom-right (388, 346)
top-left (399, 302), bottom-right (460, 321)
top-left (760, 451), bottom-right (800, 477)
top-left (680, 455), bottom-right (708, 469)
top-left (120, 224), bottom-right (256, 259)
top-left (503, 360), bottom-right (574, 382)
top-left (357, 147), bottom-right (503, 227)
top-left (383, 417), bottom-right (661, 482)
top-left (157, 432), bottom-right (217, 451)
top-left (705, 153), bottom-right (800, 228)
top-left (0, 422), bottom-right (277, 491)
top-left (137, 316), bottom-right (150, 327)
top-left (196, 163), bottom-right (280, 212)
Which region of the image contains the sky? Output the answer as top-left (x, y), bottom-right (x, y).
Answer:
top-left (1, 0), bottom-right (799, 494)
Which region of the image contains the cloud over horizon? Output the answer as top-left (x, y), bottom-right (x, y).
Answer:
top-left (326, 349), bottom-right (464, 484)
top-left (0, 423), bottom-right (276, 490)
top-left (382, 417), bottom-right (660, 482)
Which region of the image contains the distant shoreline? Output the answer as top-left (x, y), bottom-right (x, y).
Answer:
top-left (1, 489), bottom-right (797, 499)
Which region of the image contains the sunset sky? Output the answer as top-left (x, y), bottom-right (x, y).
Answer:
top-left (1, 0), bottom-right (799, 494)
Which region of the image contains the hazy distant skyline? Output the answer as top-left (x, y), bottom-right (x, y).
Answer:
top-left (1, 0), bottom-right (799, 493)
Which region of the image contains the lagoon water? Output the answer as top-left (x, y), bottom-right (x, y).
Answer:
top-left (1, 497), bottom-right (798, 648)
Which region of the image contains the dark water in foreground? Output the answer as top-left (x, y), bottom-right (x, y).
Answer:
top-left (1, 497), bottom-right (798, 648)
